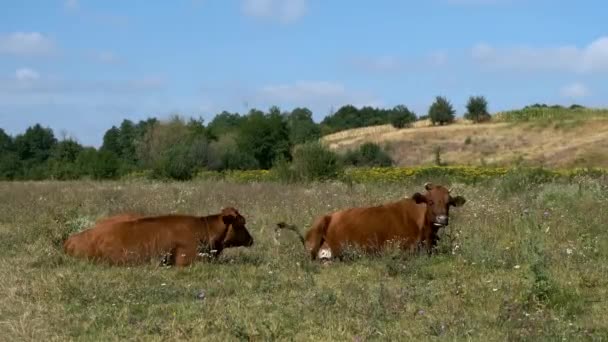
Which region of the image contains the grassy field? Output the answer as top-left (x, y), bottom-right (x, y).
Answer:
top-left (1, 176), bottom-right (608, 341)
top-left (322, 116), bottom-right (608, 168)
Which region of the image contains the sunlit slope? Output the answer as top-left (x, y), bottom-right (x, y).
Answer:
top-left (322, 118), bottom-right (608, 168)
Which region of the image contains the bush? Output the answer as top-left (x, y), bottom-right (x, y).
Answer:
top-left (91, 150), bottom-right (121, 180)
top-left (464, 96), bottom-right (491, 123)
top-left (343, 143), bottom-right (394, 167)
top-left (428, 96), bottom-right (456, 125)
top-left (276, 142), bottom-right (342, 182)
top-left (219, 150), bottom-right (260, 171)
top-left (389, 105), bottom-right (417, 129)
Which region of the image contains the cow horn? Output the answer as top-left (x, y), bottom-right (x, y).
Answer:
top-left (448, 188), bottom-right (452, 193)
top-left (424, 182), bottom-right (433, 190)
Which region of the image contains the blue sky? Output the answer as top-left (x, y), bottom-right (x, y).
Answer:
top-left (1, 0), bottom-right (607, 146)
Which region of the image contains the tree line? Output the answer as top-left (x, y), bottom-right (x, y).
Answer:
top-left (0, 95), bottom-right (497, 181)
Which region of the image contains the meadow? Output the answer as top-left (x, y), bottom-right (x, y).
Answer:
top-left (1, 172), bottom-right (607, 341)
top-left (322, 110), bottom-right (608, 169)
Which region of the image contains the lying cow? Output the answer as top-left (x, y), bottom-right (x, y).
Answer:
top-left (93, 212), bottom-right (144, 226)
top-left (276, 182), bottom-right (465, 260)
top-left (63, 207), bottom-right (254, 267)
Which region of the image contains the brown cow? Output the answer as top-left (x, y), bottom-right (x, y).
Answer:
top-left (276, 182), bottom-right (465, 260)
top-left (93, 212), bottom-right (144, 226)
top-left (63, 207), bottom-right (254, 267)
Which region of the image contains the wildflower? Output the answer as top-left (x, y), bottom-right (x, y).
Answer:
top-left (566, 248), bottom-right (573, 255)
top-left (514, 265), bottom-right (521, 269)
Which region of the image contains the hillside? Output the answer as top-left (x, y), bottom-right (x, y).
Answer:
top-left (322, 117), bottom-right (608, 168)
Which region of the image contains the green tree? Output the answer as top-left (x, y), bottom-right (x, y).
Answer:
top-left (118, 119), bottom-right (138, 165)
top-left (0, 130), bottom-right (19, 180)
top-left (285, 107), bottom-right (320, 145)
top-left (135, 116), bottom-right (212, 180)
top-left (320, 105), bottom-right (360, 134)
top-left (219, 149), bottom-right (260, 171)
top-left (12, 124), bottom-right (57, 179)
top-left (100, 126), bottom-right (121, 156)
top-left (47, 139), bottom-right (85, 180)
top-left (92, 150), bottom-right (121, 179)
top-left (0, 128), bottom-right (12, 152)
top-left (236, 108), bottom-right (291, 169)
top-left (389, 105), bottom-right (417, 129)
top-left (13, 124), bottom-right (57, 164)
top-left (207, 111), bottom-right (245, 137)
top-left (464, 96), bottom-right (491, 123)
top-left (428, 96), bottom-right (456, 125)
top-left (0, 152), bottom-right (19, 180)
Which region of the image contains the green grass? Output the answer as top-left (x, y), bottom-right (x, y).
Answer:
top-left (1, 177), bottom-right (607, 341)
top-left (494, 107), bottom-right (608, 123)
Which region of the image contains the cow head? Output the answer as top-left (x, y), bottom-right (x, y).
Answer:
top-left (220, 207), bottom-right (254, 248)
top-left (412, 182), bottom-right (466, 228)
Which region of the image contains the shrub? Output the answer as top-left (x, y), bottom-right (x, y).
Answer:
top-left (277, 142), bottom-right (342, 182)
top-left (91, 150), bottom-right (121, 180)
top-left (151, 144), bottom-right (198, 181)
top-left (433, 146), bottom-right (446, 166)
top-left (464, 96), bottom-right (491, 123)
top-left (428, 96), bottom-right (456, 125)
top-left (343, 143), bottom-right (394, 167)
top-left (218, 150), bottom-right (260, 171)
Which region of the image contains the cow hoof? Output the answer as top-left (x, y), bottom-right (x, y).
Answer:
top-left (318, 248), bottom-right (332, 260)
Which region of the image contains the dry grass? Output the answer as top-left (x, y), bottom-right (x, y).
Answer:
top-left (322, 118), bottom-right (608, 168)
top-left (0, 178), bottom-right (607, 340)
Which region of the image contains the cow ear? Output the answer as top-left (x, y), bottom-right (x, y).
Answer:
top-left (222, 213), bottom-right (236, 225)
top-left (221, 207), bottom-right (238, 225)
top-left (424, 182), bottom-right (433, 191)
top-left (451, 196), bottom-right (466, 207)
top-left (412, 192), bottom-right (427, 204)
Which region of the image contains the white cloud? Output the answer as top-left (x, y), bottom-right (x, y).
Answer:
top-left (15, 68), bottom-right (40, 82)
top-left (93, 51), bottom-right (122, 64)
top-left (471, 36), bottom-right (608, 73)
top-left (256, 80), bottom-right (382, 113)
top-left (351, 52), bottom-right (449, 73)
top-left (446, 0), bottom-right (504, 5)
top-left (63, 1), bottom-right (129, 28)
top-left (427, 51), bottom-right (449, 67)
top-left (64, 0), bottom-right (79, 11)
top-left (0, 74), bottom-right (166, 95)
top-left (560, 83), bottom-right (590, 99)
top-left (242, 0), bottom-right (307, 23)
top-left (0, 32), bottom-right (56, 57)
top-left (351, 56), bottom-right (403, 73)
top-left (128, 76), bottom-right (166, 90)
top-left (261, 81), bottom-right (346, 101)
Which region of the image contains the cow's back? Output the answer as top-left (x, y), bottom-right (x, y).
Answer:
top-left (324, 199), bottom-right (426, 255)
top-left (63, 213), bottom-right (144, 259)
top-left (84, 215), bottom-right (201, 265)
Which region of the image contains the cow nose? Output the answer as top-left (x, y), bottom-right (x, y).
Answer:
top-left (436, 215), bottom-right (448, 225)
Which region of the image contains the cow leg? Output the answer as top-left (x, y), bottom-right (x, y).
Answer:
top-left (174, 245), bottom-right (198, 267)
top-left (159, 250), bottom-right (176, 267)
top-left (423, 229), bottom-right (435, 256)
